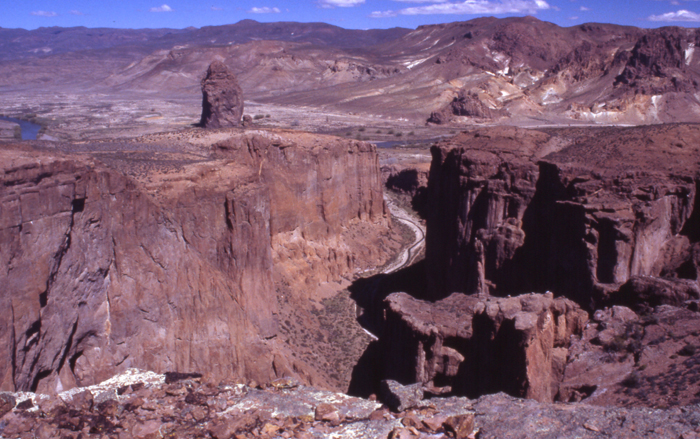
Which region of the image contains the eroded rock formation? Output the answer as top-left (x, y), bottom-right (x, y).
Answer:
top-left (0, 128), bottom-right (394, 393)
top-left (200, 60), bottom-right (244, 128)
top-left (380, 292), bottom-right (588, 403)
top-left (425, 125), bottom-right (700, 308)
top-left (428, 90), bottom-right (499, 124)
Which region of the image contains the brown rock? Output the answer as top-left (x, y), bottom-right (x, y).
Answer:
top-left (381, 292), bottom-right (588, 402)
top-left (70, 390), bottom-right (94, 412)
top-left (422, 415), bottom-right (447, 432)
top-left (388, 427), bottom-right (419, 439)
top-left (131, 420), bottom-right (162, 439)
top-left (0, 392), bottom-right (16, 417)
top-left (314, 403), bottom-right (339, 422)
top-left (200, 60), bottom-right (244, 128)
top-left (443, 414), bottom-right (475, 439)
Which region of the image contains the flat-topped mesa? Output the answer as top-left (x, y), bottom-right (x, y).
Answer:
top-left (381, 292), bottom-right (588, 402)
top-left (200, 60), bottom-right (244, 128)
top-left (426, 125), bottom-right (700, 308)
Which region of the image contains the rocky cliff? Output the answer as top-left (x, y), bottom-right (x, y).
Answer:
top-left (0, 128), bottom-right (395, 393)
top-left (425, 125), bottom-right (700, 308)
top-left (381, 292), bottom-right (588, 403)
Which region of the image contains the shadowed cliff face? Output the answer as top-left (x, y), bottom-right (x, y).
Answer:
top-left (0, 129), bottom-right (393, 393)
top-left (425, 125), bottom-right (700, 309)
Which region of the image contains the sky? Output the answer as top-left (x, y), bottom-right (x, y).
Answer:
top-left (4, 0), bottom-right (700, 31)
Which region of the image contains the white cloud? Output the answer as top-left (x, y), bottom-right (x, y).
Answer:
top-left (69, 10), bottom-right (84, 15)
top-left (648, 9), bottom-right (700, 21)
top-left (248, 6), bottom-right (282, 13)
top-left (579, 5), bottom-right (589, 10)
top-left (319, 0), bottom-right (366, 8)
top-left (211, 6), bottom-right (223, 11)
top-left (371, 0), bottom-right (550, 16)
top-left (31, 10), bottom-right (58, 17)
top-left (569, 15), bottom-right (579, 19)
top-left (370, 10), bottom-right (399, 17)
top-left (149, 4), bottom-right (173, 12)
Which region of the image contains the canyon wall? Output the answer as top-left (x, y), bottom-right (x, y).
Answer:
top-left (425, 125), bottom-right (700, 308)
top-left (0, 129), bottom-right (393, 393)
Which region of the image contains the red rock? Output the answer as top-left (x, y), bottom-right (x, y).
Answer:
top-left (314, 403), bottom-right (339, 422)
top-left (425, 125), bottom-right (700, 308)
top-left (0, 128), bottom-right (394, 392)
top-left (381, 292), bottom-right (587, 402)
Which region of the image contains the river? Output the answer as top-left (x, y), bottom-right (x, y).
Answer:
top-left (0, 116), bottom-right (41, 140)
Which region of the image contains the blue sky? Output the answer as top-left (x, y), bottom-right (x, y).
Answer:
top-left (3, 1), bottom-right (700, 30)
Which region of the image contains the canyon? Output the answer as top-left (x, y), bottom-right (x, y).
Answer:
top-left (0, 128), bottom-right (400, 396)
top-left (2, 15), bottom-right (700, 439)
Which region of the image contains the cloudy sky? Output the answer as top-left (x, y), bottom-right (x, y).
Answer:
top-left (3, 0), bottom-right (700, 30)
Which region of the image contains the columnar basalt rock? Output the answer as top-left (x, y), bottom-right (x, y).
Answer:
top-left (425, 125), bottom-right (700, 308)
top-left (381, 292), bottom-right (588, 403)
top-left (200, 60), bottom-right (244, 128)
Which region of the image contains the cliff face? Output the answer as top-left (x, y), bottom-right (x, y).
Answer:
top-left (0, 128), bottom-right (393, 393)
top-left (381, 292), bottom-right (588, 402)
top-left (425, 125), bottom-right (700, 308)
top-left (214, 130), bottom-right (390, 296)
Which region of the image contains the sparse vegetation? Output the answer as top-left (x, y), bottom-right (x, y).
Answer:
top-left (358, 127), bottom-right (365, 132)
top-left (395, 132), bottom-right (403, 137)
top-left (622, 371), bottom-right (641, 388)
top-left (254, 114), bottom-right (265, 120)
top-left (680, 344), bottom-right (696, 356)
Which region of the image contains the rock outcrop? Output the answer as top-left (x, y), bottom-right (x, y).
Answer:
top-left (428, 90), bottom-right (499, 124)
top-left (380, 292), bottom-right (588, 403)
top-left (3, 368), bottom-right (700, 439)
top-left (0, 128), bottom-right (394, 393)
top-left (560, 304), bottom-right (700, 407)
top-left (200, 61), bottom-right (244, 128)
top-left (425, 125), bottom-right (700, 308)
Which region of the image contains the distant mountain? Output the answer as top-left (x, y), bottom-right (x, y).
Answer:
top-left (0, 20), bottom-right (410, 61)
top-left (4, 17), bottom-right (700, 124)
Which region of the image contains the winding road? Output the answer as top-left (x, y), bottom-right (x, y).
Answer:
top-left (382, 196), bottom-right (426, 274)
top-left (357, 194), bottom-right (426, 340)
